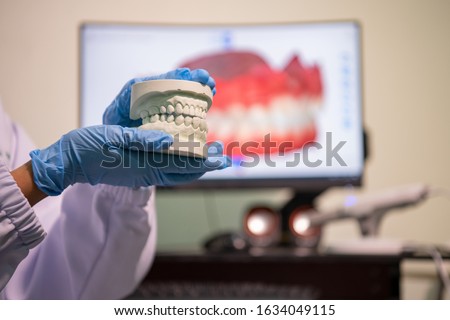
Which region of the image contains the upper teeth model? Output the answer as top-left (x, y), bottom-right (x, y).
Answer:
top-left (130, 80), bottom-right (213, 158)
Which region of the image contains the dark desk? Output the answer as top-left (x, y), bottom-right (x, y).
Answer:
top-left (128, 250), bottom-right (401, 299)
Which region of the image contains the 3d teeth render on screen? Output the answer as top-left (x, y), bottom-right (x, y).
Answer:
top-left (181, 51), bottom-right (323, 157)
top-left (130, 80), bottom-right (213, 158)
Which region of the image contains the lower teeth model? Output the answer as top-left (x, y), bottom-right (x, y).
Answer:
top-left (130, 80), bottom-right (213, 158)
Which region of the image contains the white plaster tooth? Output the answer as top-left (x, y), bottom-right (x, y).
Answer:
top-left (140, 110), bottom-right (149, 119)
top-left (167, 114), bottom-right (174, 123)
top-left (142, 117), bottom-right (150, 124)
top-left (175, 103), bottom-right (183, 115)
top-left (192, 117), bottom-right (200, 129)
top-left (195, 107), bottom-right (202, 118)
top-left (175, 115), bottom-right (184, 125)
top-left (189, 105), bottom-right (195, 116)
top-left (167, 104), bottom-right (175, 114)
top-left (184, 116), bottom-right (193, 126)
top-left (160, 106), bottom-right (167, 113)
top-left (150, 114), bottom-right (159, 123)
top-left (147, 106), bottom-right (160, 114)
top-left (160, 114), bottom-right (166, 122)
top-left (183, 105), bottom-right (190, 115)
top-left (200, 119), bottom-right (207, 131)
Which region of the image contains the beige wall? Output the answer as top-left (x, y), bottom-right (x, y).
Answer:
top-left (1, 0), bottom-right (449, 299)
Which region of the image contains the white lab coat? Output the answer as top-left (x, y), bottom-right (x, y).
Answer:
top-left (0, 102), bottom-right (157, 299)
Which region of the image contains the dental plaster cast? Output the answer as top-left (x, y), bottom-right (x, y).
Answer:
top-left (130, 80), bottom-right (213, 158)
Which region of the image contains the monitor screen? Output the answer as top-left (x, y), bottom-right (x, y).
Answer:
top-left (80, 21), bottom-right (365, 190)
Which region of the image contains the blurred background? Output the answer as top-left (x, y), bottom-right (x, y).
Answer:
top-left (1, 0), bottom-right (449, 299)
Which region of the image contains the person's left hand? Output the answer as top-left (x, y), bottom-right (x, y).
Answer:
top-left (103, 68), bottom-right (216, 128)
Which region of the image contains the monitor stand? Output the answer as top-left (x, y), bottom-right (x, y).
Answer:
top-left (279, 190), bottom-right (324, 249)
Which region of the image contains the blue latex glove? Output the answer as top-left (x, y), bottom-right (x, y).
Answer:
top-left (29, 125), bottom-right (230, 196)
top-left (103, 68), bottom-right (216, 127)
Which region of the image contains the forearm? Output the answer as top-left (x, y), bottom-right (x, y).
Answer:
top-left (10, 160), bottom-right (47, 207)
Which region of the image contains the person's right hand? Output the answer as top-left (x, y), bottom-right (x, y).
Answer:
top-left (29, 125), bottom-right (230, 196)
top-left (102, 68), bottom-right (216, 128)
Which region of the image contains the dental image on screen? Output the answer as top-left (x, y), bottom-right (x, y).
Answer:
top-left (81, 22), bottom-right (364, 185)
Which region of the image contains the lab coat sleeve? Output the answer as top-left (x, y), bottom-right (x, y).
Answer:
top-left (0, 104), bottom-right (158, 299)
top-left (0, 161), bottom-right (46, 291)
top-left (1, 183), bottom-right (157, 299)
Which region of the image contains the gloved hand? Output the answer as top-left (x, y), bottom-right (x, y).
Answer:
top-left (29, 125), bottom-right (230, 196)
top-left (103, 68), bottom-right (216, 127)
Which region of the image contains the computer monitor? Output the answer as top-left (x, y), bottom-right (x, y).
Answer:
top-left (80, 21), bottom-right (365, 192)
